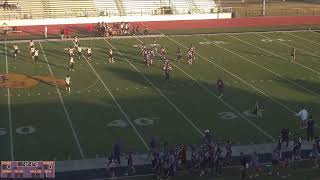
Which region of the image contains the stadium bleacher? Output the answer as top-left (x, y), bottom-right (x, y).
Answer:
top-left (0, 0), bottom-right (20, 19)
top-left (121, 0), bottom-right (161, 15)
top-left (93, 0), bottom-right (120, 16)
top-left (170, 0), bottom-right (191, 14)
top-left (47, 0), bottom-right (97, 18)
top-left (194, 0), bottom-right (217, 13)
top-left (0, 0), bottom-right (219, 20)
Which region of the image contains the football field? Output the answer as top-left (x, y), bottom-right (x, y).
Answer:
top-left (0, 30), bottom-right (319, 161)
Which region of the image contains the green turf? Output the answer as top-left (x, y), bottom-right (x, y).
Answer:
top-left (0, 30), bottom-right (320, 161)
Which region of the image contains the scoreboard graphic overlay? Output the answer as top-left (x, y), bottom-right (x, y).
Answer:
top-left (1, 161), bottom-right (55, 178)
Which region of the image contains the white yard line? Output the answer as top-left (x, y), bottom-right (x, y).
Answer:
top-left (167, 35), bottom-right (320, 129)
top-left (200, 35), bottom-right (320, 97)
top-left (39, 42), bottom-right (85, 159)
top-left (284, 32), bottom-right (320, 46)
top-left (255, 33), bottom-right (320, 60)
top-left (228, 34), bottom-right (320, 76)
top-left (134, 37), bottom-right (274, 141)
top-left (166, 35), bottom-right (296, 113)
top-left (103, 38), bottom-right (205, 137)
top-left (81, 53), bottom-right (150, 150)
top-left (4, 42), bottom-right (14, 160)
top-left (1, 29), bottom-right (319, 45)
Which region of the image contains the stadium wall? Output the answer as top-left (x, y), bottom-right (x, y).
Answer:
top-left (0, 13), bottom-right (232, 27)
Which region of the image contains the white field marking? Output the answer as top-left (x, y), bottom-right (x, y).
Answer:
top-left (166, 35), bottom-right (296, 114)
top-left (228, 34), bottom-right (320, 76)
top-left (39, 42), bottom-right (85, 159)
top-left (284, 32), bottom-right (320, 46)
top-left (282, 32), bottom-right (320, 55)
top-left (104, 38), bottom-right (204, 137)
top-left (1, 30), bottom-right (319, 45)
top-left (135, 37), bottom-right (274, 141)
top-left (4, 42), bottom-right (14, 160)
top-left (200, 36), bottom-right (320, 129)
top-left (256, 33), bottom-right (320, 60)
top-left (200, 35), bottom-right (320, 97)
top-left (81, 53), bottom-right (150, 151)
top-left (0, 34), bottom-right (166, 44)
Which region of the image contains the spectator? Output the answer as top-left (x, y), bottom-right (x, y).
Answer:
top-left (120, 22), bottom-right (124, 35)
top-left (279, 128), bottom-right (290, 149)
top-left (271, 148), bottom-right (280, 176)
top-left (60, 27), bottom-right (64, 39)
top-left (125, 151), bottom-right (135, 175)
top-left (112, 143), bottom-right (121, 164)
top-left (250, 152), bottom-right (261, 178)
top-left (279, 158), bottom-right (290, 177)
top-left (143, 25), bottom-right (149, 35)
top-left (44, 25), bottom-right (47, 39)
top-left (240, 152), bottom-right (248, 179)
top-left (215, 145), bottom-right (223, 176)
top-left (307, 115), bottom-right (315, 141)
top-left (3, 0), bottom-right (8, 10)
top-left (311, 143), bottom-right (319, 168)
top-left (292, 137), bottom-right (302, 162)
top-left (64, 28), bottom-right (70, 39)
top-left (131, 25), bottom-right (135, 35)
top-left (295, 106), bottom-right (308, 129)
top-left (87, 24), bottom-right (93, 36)
top-left (107, 158), bottom-right (116, 179)
top-left (225, 140), bottom-right (232, 165)
top-left (135, 25), bottom-right (140, 35)
top-left (124, 22), bottom-right (129, 35)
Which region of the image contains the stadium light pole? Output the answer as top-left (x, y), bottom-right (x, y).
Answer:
top-left (262, 0), bottom-right (266, 16)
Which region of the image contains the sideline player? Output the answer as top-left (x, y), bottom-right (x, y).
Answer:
top-left (77, 45), bottom-right (82, 60)
top-left (68, 46), bottom-right (74, 57)
top-left (140, 43), bottom-right (146, 56)
top-left (177, 47), bottom-right (182, 63)
top-left (13, 44), bottom-right (20, 59)
top-left (216, 78), bottom-right (224, 99)
top-left (29, 40), bottom-right (34, 48)
top-left (160, 46), bottom-right (166, 60)
top-left (187, 49), bottom-right (193, 65)
top-left (34, 49), bottom-right (39, 63)
top-left (65, 75), bottom-right (71, 93)
top-left (87, 47), bottom-right (92, 60)
top-left (253, 101), bottom-right (264, 119)
top-left (291, 47), bottom-right (296, 62)
top-left (30, 46), bottom-right (36, 60)
top-left (295, 107), bottom-right (308, 129)
top-left (108, 48), bottom-right (114, 63)
top-left (153, 38), bottom-right (158, 53)
top-left (73, 36), bottom-right (79, 47)
top-left (69, 56), bottom-right (75, 71)
top-left (163, 59), bottom-right (172, 80)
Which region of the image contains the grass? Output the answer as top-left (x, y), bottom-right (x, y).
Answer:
top-left (0, 30), bottom-right (320, 161)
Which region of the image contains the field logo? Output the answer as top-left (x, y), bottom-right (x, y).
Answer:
top-left (107, 117), bottom-right (159, 128)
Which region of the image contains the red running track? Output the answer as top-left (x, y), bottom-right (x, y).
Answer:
top-left (7, 16), bottom-right (320, 37)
